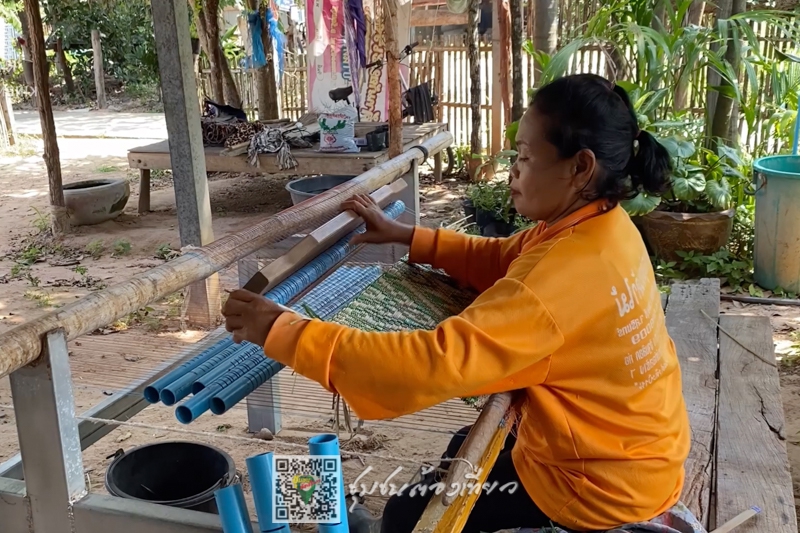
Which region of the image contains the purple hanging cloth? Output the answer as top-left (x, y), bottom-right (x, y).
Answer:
top-left (344, 0), bottom-right (367, 110)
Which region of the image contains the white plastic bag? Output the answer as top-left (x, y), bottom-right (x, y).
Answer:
top-left (318, 106), bottom-right (360, 153)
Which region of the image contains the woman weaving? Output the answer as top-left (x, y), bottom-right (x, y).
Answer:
top-left (222, 74), bottom-right (691, 533)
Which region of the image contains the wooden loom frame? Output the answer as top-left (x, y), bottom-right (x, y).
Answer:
top-left (0, 131), bottom-right (512, 533)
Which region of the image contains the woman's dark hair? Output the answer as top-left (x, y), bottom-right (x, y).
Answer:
top-left (530, 73), bottom-right (672, 204)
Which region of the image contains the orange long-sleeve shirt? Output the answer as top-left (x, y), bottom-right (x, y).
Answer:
top-left (264, 201), bottom-right (691, 530)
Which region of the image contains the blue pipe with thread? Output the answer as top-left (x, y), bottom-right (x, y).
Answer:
top-left (215, 483), bottom-right (254, 533)
top-left (175, 351), bottom-right (271, 424)
top-left (159, 344), bottom-right (242, 405)
top-left (308, 434), bottom-right (349, 533)
top-left (246, 452), bottom-right (291, 533)
top-left (143, 337), bottom-right (234, 403)
top-left (192, 344), bottom-right (263, 393)
top-left (210, 359), bottom-right (284, 415)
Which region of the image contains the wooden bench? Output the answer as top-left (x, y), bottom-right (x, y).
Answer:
top-left (665, 279), bottom-right (797, 533)
top-left (127, 122), bottom-right (449, 215)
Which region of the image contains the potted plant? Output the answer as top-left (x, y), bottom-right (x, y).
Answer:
top-left (466, 180), bottom-right (518, 237)
top-left (622, 137), bottom-right (743, 261)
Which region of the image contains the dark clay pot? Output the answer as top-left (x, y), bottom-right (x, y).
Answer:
top-left (191, 38), bottom-right (201, 56)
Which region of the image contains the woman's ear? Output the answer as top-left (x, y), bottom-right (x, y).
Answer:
top-left (571, 149), bottom-right (596, 193)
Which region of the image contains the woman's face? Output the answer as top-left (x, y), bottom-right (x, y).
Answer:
top-left (510, 107), bottom-right (596, 224)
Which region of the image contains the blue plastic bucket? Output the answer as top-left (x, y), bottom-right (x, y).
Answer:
top-left (753, 155), bottom-right (800, 292)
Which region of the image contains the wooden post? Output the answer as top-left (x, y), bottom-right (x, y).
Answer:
top-left (55, 38), bottom-right (75, 95)
top-left (467, 0), bottom-right (482, 178)
top-left (0, 82), bottom-right (16, 146)
top-left (152, 0), bottom-right (219, 327)
top-left (509, 0), bottom-right (523, 121)
top-left (91, 30), bottom-right (106, 109)
top-left (24, 0), bottom-right (69, 234)
top-left (490, 0), bottom-right (503, 155)
top-left (384, 0), bottom-right (403, 158)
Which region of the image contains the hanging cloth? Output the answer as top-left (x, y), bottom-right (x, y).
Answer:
top-left (247, 11), bottom-right (267, 69)
top-left (343, 0), bottom-right (366, 110)
top-left (265, 5), bottom-right (286, 86)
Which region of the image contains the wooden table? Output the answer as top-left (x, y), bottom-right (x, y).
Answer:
top-left (665, 279), bottom-right (796, 533)
top-left (128, 122), bottom-right (449, 214)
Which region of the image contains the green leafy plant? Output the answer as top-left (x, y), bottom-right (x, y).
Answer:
top-left (467, 180), bottom-right (515, 223)
top-left (112, 239), bottom-right (132, 257)
top-left (85, 240), bottom-right (105, 260)
top-left (623, 137), bottom-right (746, 216)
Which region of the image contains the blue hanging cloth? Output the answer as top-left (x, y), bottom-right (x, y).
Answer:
top-left (266, 6), bottom-right (286, 87)
top-left (247, 11), bottom-right (267, 69)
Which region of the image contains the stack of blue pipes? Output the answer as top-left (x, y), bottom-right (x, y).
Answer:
top-left (142, 200), bottom-right (405, 424)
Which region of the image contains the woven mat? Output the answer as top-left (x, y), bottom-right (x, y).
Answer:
top-left (329, 261), bottom-right (477, 332)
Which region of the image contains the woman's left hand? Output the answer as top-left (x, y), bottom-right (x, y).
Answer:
top-left (222, 290), bottom-right (286, 346)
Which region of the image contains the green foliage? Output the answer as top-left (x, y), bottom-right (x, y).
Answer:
top-left (42, 0), bottom-right (159, 89)
top-left (112, 239), bottom-right (132, 257)
top-left (467, 180), bottom-right (514, 222)
top-left (85, 240), bottom-right (105, 259)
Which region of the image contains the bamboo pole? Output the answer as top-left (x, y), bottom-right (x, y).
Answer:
top-left (413, 392), bottom-right (514, 533)
top-left (0, 132), bottom-right (453, 379)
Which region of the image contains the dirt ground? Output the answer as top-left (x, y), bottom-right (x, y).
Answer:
top-left (0, 131), bottom-right (799, 526)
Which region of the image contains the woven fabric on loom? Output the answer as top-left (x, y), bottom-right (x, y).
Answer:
top-left (328, 261), bottom-right (477, 332)
top-left (292, 265), bottom-right (382, 319)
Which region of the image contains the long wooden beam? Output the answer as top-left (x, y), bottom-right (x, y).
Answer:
top-left (0, 132), bottom-right (453, 379)
top-left (410, 8), bottom-right (469, 26)
top-left (413, 392), bottom-right (515, 533)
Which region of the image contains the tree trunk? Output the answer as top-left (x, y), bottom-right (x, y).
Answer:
top-left (468, 0), bottom-right (481, 177)
top-left (687, 0), bottom-right (706, 26)
top-left (709, 0), bottom-right (743, 146)
top-left (384, 0), bottom-right (402, 157)
top-left (54, 38), bottom-right (75, 95)
top-left (509, 0), bottom-right (524, 121)
top-left (23, 0), bottom-right (68, 234)
top-left (17, 10), bottom-right (31, 62)
top-left (705, 0), bottom-right (732, 140)
top-left (257, 3), bottom-right (279, 119)
top-left (196, 6), bottom-right (224, 103)
top-left (533, 0), bottom-right (557, 84)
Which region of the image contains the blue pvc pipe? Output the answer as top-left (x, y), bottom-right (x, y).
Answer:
top-left (160, 344), bottom-right (241, 406)
top-left (192, 344), bottom-right (263, 393)
top-left (308, 434), bottom-right (349, 533)
top-left (143, 337), bottom-right (233, 403)
top-left (246, 452), bottom-right (291, 533)
top-left (210, 359), bottom-right (284, 415)
top-left (175, 350), bottom-right (271, 424)
top-left (215, 483), bottom-right (254, 533)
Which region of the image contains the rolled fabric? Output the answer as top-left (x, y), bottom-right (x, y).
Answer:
top-left (246, 452), bottom-right (291, 533)
top-left (215, 483), bottom-right (254, 533)
top-left (209, 359), bottom-right (284, 415)
top-left (160, 344), bottom-right (241, 406)
top-left (143, 336), bottom-right (233, 403)
top-left (308, 434), bottom-right (349, 533)
top-left (192, 344), bottom-right (263, 394)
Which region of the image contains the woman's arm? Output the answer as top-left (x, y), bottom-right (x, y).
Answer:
top-left (409, 227), bottom-right (530, 293)
top-left (263, 277), bottom-right (564, 420)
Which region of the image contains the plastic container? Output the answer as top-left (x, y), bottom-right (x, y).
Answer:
top-left (753, 155), bottom-right (800, 292)
top-left (285, 175), bottom-right (356, 206)
top-left (105, 441), bottom-right (235, 514)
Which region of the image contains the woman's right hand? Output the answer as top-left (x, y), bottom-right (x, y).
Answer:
top-left (343, 194), bottom-right (415, 246)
